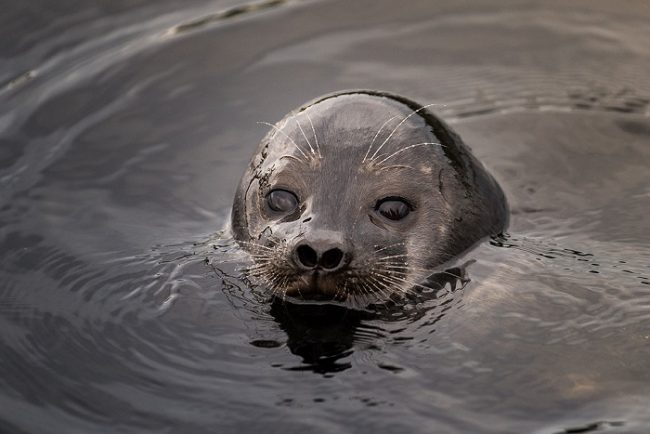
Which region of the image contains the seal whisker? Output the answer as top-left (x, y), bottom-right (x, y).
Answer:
top-left (380, 263), bottom-right (432, 270)
top-left (247, 256), bottom-right (276, 264)
top-left (244, 252), bottom-right (275, 263)
top-left (305, 112), bottom-right (322, 159)
top-left (367, 270), bottom-right (406, 292)
top-left (373, 242), bottom-right (406, 253)
top-left (368, 274), bottom-right (393, 301)
top-left (362, 280), bottom-right (383, 304)
top-left (235, 91), bottom-right (508, 307)
top-left (369, 103), bottom-right (440, 161)
top-left (265, 271), bottom-right (288, 299)
top-left (246, 268), bottom-right (275, 280)
top-left (247, 267), bottom-right (280, 279)
top-left (363, 115), bottom-right (399, 162)
top-left (373, 261), bottom-right (406, 269)
top-left (240, 241), bottom-right (275, 251)
top-left (278, 275), bottom-right (291, 299)
top-left (379, 275), bottom-right (406, 300)
top-left (368, 267), bottom-right (407, 278)
top-left (295, 118), bottom-right (317, 156)
top-left (375, 258), bottom-right (409, 265)
top-left (243, 263), bottom-right (265, 273)
top-left (364, 273), bottom-right (384, 292)
top-left (246, 253), bottom-right (275, 261)
top-left (375, 254), bottom-right (409, 261)
top-left (375, 142), bottom-right (443, 165)
top-left (266, 270), bottom-right (283, 285)
top-left (373, 274), bottom-right (417, 296)
top-left (247, 251), bottom-right (275, 259)
top-left (361, 281), bottom-right (376, 306)
top-left (375, 261), bottom-right (409, 267)
top-left (245, 259), bottom-right (275, 269)
top-left (381, 265), bottom-right (412, 272)
top-left (348, 277), bottom-right (370, 306)
top-left (258, 121), bottom-right (309, 160)
top-left (239, 240), bottom-right (275, 250)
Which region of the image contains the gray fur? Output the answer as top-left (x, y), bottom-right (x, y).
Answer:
top-left (231, 90), bottom-right (508, 305)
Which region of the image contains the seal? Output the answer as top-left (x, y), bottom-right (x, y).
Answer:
top-left (231, 90), bottom-right (507, 305)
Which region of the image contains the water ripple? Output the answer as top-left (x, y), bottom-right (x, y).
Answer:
top-left (167, 0), bottom-right (301, 36)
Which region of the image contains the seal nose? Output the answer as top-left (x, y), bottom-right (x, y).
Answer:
top-left (294, 243), bottom-right (348, 272)
top-left (296, 244), bottom-right (318, 268)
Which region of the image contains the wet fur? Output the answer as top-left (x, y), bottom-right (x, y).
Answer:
top-left (231, 90), bottom-right (508, 306)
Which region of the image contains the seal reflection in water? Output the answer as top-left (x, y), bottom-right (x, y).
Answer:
top-left (232, 90), bottom-right (507, 306)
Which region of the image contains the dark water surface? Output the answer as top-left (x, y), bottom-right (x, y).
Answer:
top-left (2, 0), bottom-right (650, 432)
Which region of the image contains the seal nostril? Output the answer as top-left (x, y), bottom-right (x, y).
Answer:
top-left (296, 245), bottom-right (318, 268)
top-left (320, 248), bottom-right (344, 270)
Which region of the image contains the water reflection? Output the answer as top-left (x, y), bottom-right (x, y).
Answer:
top-left (3, 0), bottom-right (650, 432)
top-left (269, 301), bottom-right (359, 373)
top-left (259, 265), bottom-right (470, 374)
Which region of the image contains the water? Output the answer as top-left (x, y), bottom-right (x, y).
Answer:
top-left (1, 0), bottom-right (649, 432)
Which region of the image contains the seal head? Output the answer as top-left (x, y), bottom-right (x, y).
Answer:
top-left (231, 90), bottom-right (507, 304)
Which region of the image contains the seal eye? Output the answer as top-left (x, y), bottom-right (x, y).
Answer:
top-left (267, 189), bottom-right (298, 213)
top-left (376, 197), bottom-right (411, 221)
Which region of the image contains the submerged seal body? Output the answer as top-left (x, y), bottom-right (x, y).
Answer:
top-left (231, 90), bottom-right (507, 305)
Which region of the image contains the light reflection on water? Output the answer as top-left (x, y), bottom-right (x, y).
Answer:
top-left (1, 0), bottom-right (649, 432)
